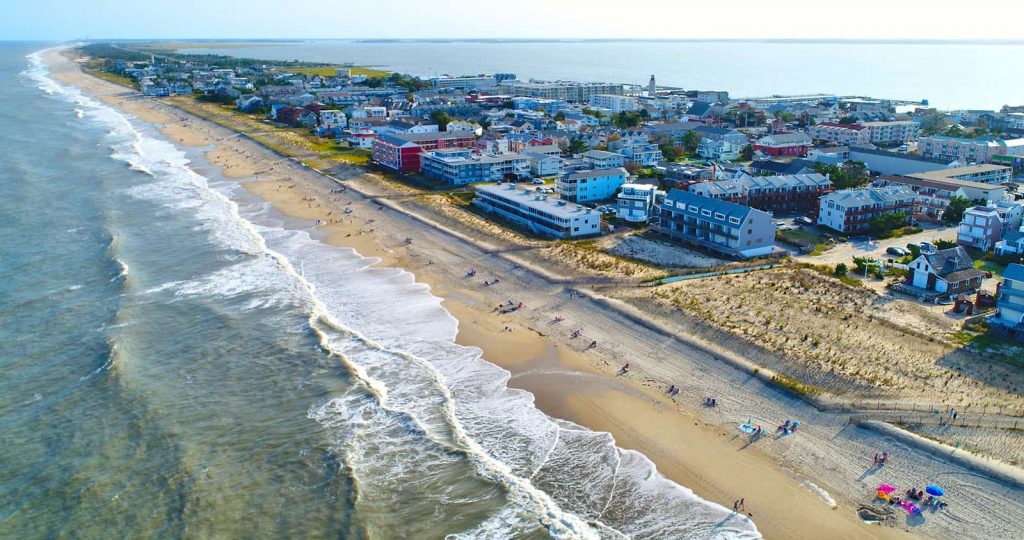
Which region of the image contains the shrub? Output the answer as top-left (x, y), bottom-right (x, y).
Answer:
top-left (834, 263), bottom-right (848, 277)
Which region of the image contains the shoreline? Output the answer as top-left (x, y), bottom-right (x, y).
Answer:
top-left (44, 47), bottom-right (1024, 539)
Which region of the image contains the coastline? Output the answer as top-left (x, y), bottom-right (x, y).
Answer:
top-left (43, 47), bottom-right (1024, 539)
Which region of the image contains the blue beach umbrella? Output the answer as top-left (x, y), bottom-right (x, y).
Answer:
top-left (926, 485), bottom-right (944, 497)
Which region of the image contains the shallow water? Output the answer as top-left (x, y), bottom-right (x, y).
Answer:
top-left (0, 44), bottom-right (759, 539)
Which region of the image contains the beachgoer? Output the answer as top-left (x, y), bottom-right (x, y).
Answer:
top-left (623, 363), bottom-right (630, 371)
top-left (740, 498), bottom-right (745, 511)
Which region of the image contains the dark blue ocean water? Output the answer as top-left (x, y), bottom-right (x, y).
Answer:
top-left (0, 44), bottom-right (760, 539)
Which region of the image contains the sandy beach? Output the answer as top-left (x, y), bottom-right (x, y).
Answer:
top-left (45, 47), bottom-right (1024, 539)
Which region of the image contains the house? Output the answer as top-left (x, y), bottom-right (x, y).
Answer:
top-left (616, 183), bottom-right (665, 223)
top-left (692, 125), bottom-right (748, 147)
top-left (817, 186), bottom-right (917, 234)
top-left (690, 173), bottom-right (833, 214)
top-left (657, 190), bottom-right (775, 258)
top-left (697, 138), bottom-right (739, 162)
top-left (420, 149), bottom-right (530, 186)
top-left (557, 168), bottom-right (629, 203)
top-left (347, 127), bottom-right (377, 149)
top-left (581, 149), bottom-right (627, 169)
top-left (371, 134), bottom-right (423, 173)
top-left (473, 183), bottom-right (602, 238)
top-left (236, 94), bottom-right (264, 113)
top-left (686, 102), bottom-right (714, 120)
top-left (906, 244), bottom-right (986, 295)
top-left (446, 120), bottom-right (484, 136)
top-left (958, 202), bottom-right (1023, 251)
top-left (991, 264), bottom-right (1024, 341)
top-left (521, 150), bottom-right (562, 177)
top-left (617, 142), bottom-right (663, 166)
top-left (753, 132), bottom-right (812, 157)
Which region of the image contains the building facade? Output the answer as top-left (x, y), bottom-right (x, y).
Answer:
top-left (753, 132), bottom-right (813, 157)
top-left (657, 190), bottom-right (774, 258)
top-left (907, 245), bottom-right (986, 295)
top-left (498, 81), bottom-right (624, 102)
top-left (863, 121), bottom-right (920, 145)
top-left (581, 150), bottom-right (627, 169)
top-left (808, 122), bottom-right (872, 147)
top-left (817, 186), bottom-right (918, 234)
top-left (557, 168), bottom-right (628, 203)
top-left (372, 134), bottom-right (423, 173)
top-left (420, 149), bottom-right (530, 186)
top-left (588, 94), bottom-right (638, 113)
top-left (616, 183), bottom-right (664, 223)
top-left (690, 173), bottom-right (834, 214)
top-left (991, 264), bottom-right (1024, 341)
top-left (473, 183), bottom-right (602, 238)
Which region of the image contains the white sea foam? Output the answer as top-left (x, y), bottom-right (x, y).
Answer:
top-left (29, 47), bottom-right (760, 539)
top-left (800, 479), bottom-right (838, 509)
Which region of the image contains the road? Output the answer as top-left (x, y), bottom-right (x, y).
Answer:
top-left (796, 224), bottom-right (958, 265)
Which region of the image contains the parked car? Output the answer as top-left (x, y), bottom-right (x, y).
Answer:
top-left (886, 247), bottom-right (909, 257)
top-left (532, 178), bottom-right (545, 185)
top-left (794, 216), bottom-right (814, 225)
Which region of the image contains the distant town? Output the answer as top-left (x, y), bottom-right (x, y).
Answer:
top-left (83, 42), bottom-right (1024, 344)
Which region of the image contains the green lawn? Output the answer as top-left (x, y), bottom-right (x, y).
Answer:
top-left (291, 65), bottom-right (391, 78)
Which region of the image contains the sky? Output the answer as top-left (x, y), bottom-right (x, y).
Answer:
top-left (5, 0), bottom-right (1024, 41)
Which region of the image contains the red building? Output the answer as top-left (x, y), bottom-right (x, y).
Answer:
top-left (372, 132), bottom-right (477, 173)
top-left (372, 134), bottom-right (423, 173)
top-left (753, 132), bottom-right (813, 157)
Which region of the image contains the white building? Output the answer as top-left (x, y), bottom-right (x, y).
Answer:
top-left (446, 120), bottom-right (484, 136)
top-left (430, 75), bottom-right (498, 90)
top-left (616, 184), bottom-right (664, 222)
top-left (817, 186), bottom-right (918, 234)
top-left (522, 151), bottom-right (562, 177)
top-left (474, 183), bottom-right (602, 238)
top-left (958, 201), bottom-right (1023, 251)
top-left (558, 168), bottom-right (628, 203)
top-left (319, 109), bottom-right (347, 129)
top-left (697, 138), bottom-right (740, 161)
top-left (991, 264), bottom-right (1024, 341)
top-left (617, 143), bottom-right (663, 166)
top-left (808, 122), bottom-right (872, 147)
top-left (863, 121), bottom-right (920, 145)
top-left (589, 94), bottom-right (639, 113)
top-left (581, 150), bottom-right (626, 170)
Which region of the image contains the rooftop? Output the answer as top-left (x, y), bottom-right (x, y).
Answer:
top-left (822, 186), bottom-right (916, 206)
top-left (476, 183), bottom-right (597, 219)
top-left (664, 189), bottom-right (760, 225)
top-left (567, 168), bottom-right (628, 181)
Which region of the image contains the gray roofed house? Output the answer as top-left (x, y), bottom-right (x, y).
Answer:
top-left (907, 245), bottom-right (986, 295)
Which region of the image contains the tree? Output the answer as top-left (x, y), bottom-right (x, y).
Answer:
top-left (659, 143), bottom-right (686, 162)
top-left (838, 115), bottom-right (858, 125)
top-left (430, 110), bottom-right (450, 130)
top-left (834, 263), bottom-right (849, 277)
top-left (740, 144), bottom-right (754, 161)
top-left (554, 111), bottom-right (565, 122)
top-left (567, 138), bottom-right (588, 154)
top-left (943, 196), bottom-right (973, 224)
top-left (681, 130), bottom-right (700, 153)
top-left (840, 160), bottom-right (871, 187)
top-left (868, 212), bottom-right (908, 237)
top-left (944, 124), bottom-right (968, 138)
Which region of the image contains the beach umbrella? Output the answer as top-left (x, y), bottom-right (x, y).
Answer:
top-left (926, 485), bottom-right (944, 497)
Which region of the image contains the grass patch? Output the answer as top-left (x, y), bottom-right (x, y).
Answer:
top-left (953, 327), bottom-right (1024, 367)
top-left (771, 373), bottom-right (822, 398)
top-left (290, 65), bottom-right (391, 78)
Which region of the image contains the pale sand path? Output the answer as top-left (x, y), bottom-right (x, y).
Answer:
top-left (44, 47), bottom-right (1024, 539)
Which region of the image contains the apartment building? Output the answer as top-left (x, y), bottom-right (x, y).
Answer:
top-left (498, 81), bottom-right (624, 102)
top-left (697, 138), bottom-right (740, 161)
top-left (473, 183), bottom-right (602, 238)
top-left (588, 94), bottom-right (639, 113)
top-left (918, 135), bottom-right (1024, 163)
top-left (808, 122), bottom-right (872, 147)
top-left (689, 173), bottom-right (834, 214)
top-left (903, 164), bottom-right (1012, 185)
top-left (753, 132), bottom-right (813, 157)
top-left (557, 168), bottom-right (628, 203)
top-left (429, 75), bottom-right (498, 90)
top-left (420, 149), bottom-right (530, 186)
top-left (817, 186), bottom-right (918, 233)
top-left (657, 190), bottom-right (774, 258)
top-left (863, 120), bottom-right (920, 145)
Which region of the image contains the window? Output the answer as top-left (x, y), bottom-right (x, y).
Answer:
top-left (701, 209), bottom-right (712, 217)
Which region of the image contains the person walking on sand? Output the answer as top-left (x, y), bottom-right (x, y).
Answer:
top-left (740, 498), bottom-right (745, 511)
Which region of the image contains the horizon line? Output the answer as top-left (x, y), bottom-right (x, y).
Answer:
top-left (11, 37), bottom-right (1024, 46)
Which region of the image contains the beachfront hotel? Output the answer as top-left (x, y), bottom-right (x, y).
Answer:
top-left (657, 190), bottom-right (775, 258)
top-left (473, 183), bottom-right (602, 238)
top-left (420, 149), bottom-right (530, 186)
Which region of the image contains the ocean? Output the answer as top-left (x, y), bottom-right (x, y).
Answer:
top-left (184, 39), bottom-right (1024, 111)
top-left (0, 43), bottom-right (758, 539)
